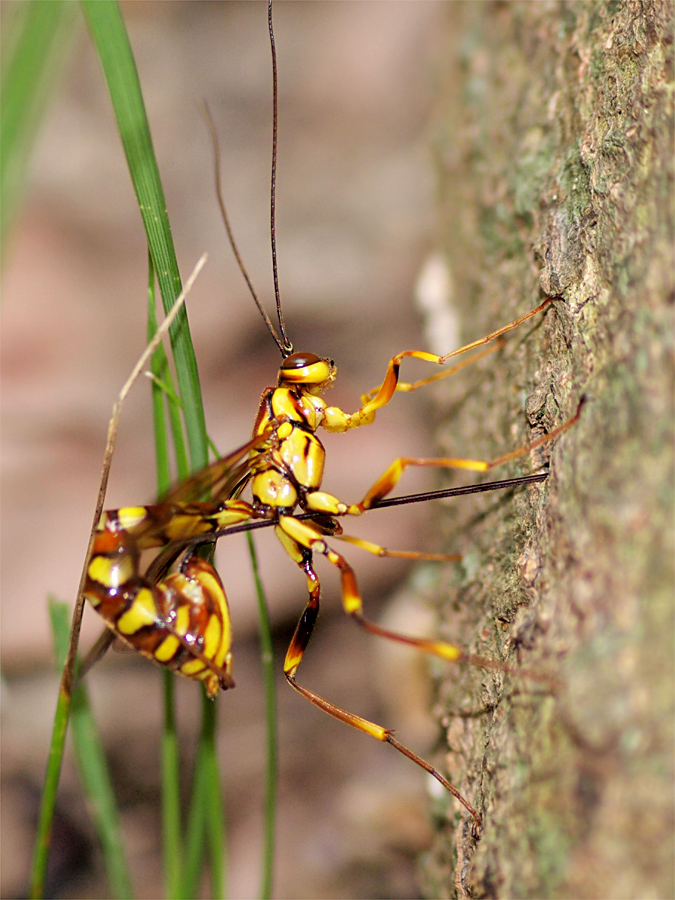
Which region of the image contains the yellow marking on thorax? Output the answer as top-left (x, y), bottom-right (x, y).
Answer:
top-left (271, 387), bottom-right (301, 422)
top-left (301, 393), bottom-right (327, 430)
top-left (279, 428), bottom-right (324, 489)
top-left (252, 469), bottom-right (298, 508)
top-left (270, 387), bottom-right (326, 433)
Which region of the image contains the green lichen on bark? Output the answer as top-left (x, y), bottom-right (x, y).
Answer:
top-left (421, 2), bottom-right (674, 898)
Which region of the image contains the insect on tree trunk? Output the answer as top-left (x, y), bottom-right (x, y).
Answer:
top-left (421, 3), bottom-right (674, 898)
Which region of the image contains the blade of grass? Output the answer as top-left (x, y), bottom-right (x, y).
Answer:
top-left (30, 259), bottom-right (204, 899)
top-left (146, 379), bottom-right (279, 899)
top-left (148, 257), bottom-right (184, 899)
top-left (246, 532), bottom-right (277, 900)
top-left (147, 255), bottom-right (230, 899)
top-left (30, 657), bottom-right (74, 899)
top-left (181, 696), bottom-right (226, 900)
top-left (202, 698), bottom-right (226, 900)
top-left (81, 5), bottom-right (278, 897)
top-left (148, 348), bottom-right (278, 898)
top-left (0, 0), bottom-right (77, 251)
top-left (161, 672), bottom-right (182, 900)
top-left (81, 0), bottom-right (208, 473)
top-left (148, 258), bottom-right (174, 492)
top-left (47, 599), bottom-right (133, 899)
top-left (81, 3), bottom-right (223, 893)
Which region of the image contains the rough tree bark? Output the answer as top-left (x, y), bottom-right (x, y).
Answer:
top-left (420, 3), bottom-right (674, 898)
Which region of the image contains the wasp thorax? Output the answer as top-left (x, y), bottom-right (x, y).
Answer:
top-left (279, 352), bottom-right (335, 386)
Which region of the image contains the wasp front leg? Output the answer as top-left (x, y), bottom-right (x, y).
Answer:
top-left (321, 298), bottom-right (557, 433)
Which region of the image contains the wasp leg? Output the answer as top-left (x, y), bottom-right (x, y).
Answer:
top-left (347, 399), bottom-right (585, 514)
top-left (277, 518), bottom-right (482, 832)
top-left (323, 299), bottom-right (557, 432)
top-left (334, 533), bottom-right (462, 563)
top-left (303, 399), bottom-right (580, 522)
top-left (78, 626), bottom-right (117, 683)
top-left (324, 534), bottom-right (558, 686)
top-left (362, 340), bottom-right (504, 402)
top-left (278, 514), bottom-right (548, 684)
top-left (278, 516), bottom-right (470, 662)
top-left (99, 499), bottom-right (256, 552)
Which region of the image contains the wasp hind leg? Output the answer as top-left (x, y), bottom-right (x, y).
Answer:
top-left (276, 516), bottom-right (483, 831)
top-left (278, 515), bottom-right (473, 664)
top-left (334, 532), bottom-right (461, 563)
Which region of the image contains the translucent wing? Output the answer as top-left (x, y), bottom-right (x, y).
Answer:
top-left (161, 430), bottom-right (272, 504)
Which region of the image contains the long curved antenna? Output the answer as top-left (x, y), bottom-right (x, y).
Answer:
top-left (203, 101), bottom-right (287, 356)
top-left (268, 0), bottom-right (293, 355)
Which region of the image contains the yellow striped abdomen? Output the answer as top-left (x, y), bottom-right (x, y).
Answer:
top-left (84, 518), bottom-right (233, 697)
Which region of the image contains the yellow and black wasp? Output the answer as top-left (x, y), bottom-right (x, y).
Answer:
top-left (82, 0), bottom-right (580, 832)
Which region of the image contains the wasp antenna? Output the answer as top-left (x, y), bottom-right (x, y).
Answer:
top-left (202, 100), bottom-right (286, 356)
top-left (268, 0), bottom-right (293, 357)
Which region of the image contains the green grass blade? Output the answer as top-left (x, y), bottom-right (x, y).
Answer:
top-left (81, 0), bottom-right (208, 472)
top-left (81, 6), bottom-right (278, 898)
top-left (46, 600), bottom-right (134, 899)
top-left (203, 697), bottom-right (226, 900)
top-left (147, 228), bottom-right (229, 898)
top-left (148, 290), bottom-right (190, 489)
top-left (147, 258), bottom-right (185, 898)
top-left (182, 763), bottom-right (207, 900)
top-left (29, 655), bottom-right (72, 898)
top-left (161, 673), bottom-right (183, 900)
top-left (148, 257), bottom-right (174, 494)
top-left (0, 0), bottom-right (77, 251)
top-left (246, 533), bottom-right (277, 900)
top-left (83, 2), bottom-right (219, 891)
top-left (182, 696), bottom-right (226, 900)
top-left (82, 6), bottom-right (221, 883)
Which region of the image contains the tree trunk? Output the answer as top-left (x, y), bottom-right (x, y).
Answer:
top-left (421, 3), bottom-right (674, 898)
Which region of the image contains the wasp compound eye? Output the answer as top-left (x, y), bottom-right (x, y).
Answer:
top-left (281, 352), bottom-right (323, 370)
top-left (279, 352), bottom-right (333, 385)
